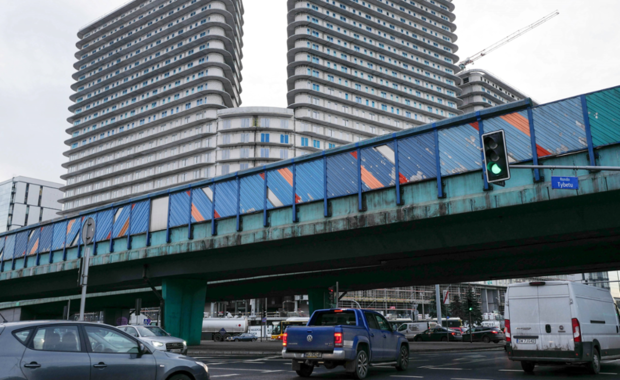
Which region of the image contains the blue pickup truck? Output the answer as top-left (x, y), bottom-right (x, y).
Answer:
top-left (282, 309), bottom-right (409, 379)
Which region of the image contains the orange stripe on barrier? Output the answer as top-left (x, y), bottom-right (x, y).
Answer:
top-left (29, 240), bottom-right (39, 256)
top-left (350, 151), bottom-right (358, 159)
top-left (399, 173), bottom-right (408, 184)
top-left (191, 204), bottom-right (205, 222)
top-left (278, 168), bottom-right (294, 187)
top-left (295, 194), bottom-right (302, 204)
top-left (361, 166), bottom-right (384, 189)
top-left (67, 219), bottom-right (75, 234)
top-left (469, 122), bottom-right (480, 131)
top-left (118, 219), bottom-right (130, 237)
top-left (501, 113), bottom-right (530, 136)
top-left (214, 210), bottom-right (221, 219)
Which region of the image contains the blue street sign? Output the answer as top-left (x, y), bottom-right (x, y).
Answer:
top-left (262, 317), bottom-right (267, 323)
top-left (144, 318), bottom-right (151, 325)
top-left (552, 176), bottom-right (579, 190)
top-left (219, 328), bottom-right (227, 336)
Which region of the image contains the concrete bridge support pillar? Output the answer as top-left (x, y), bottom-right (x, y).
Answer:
top-left (162, 278), bottom-right (207, 346)
top-left (308, 289), bottom-right (330, 314)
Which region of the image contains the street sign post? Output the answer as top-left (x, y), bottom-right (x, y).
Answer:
top-left (79, 218), bottom-right (95, 322)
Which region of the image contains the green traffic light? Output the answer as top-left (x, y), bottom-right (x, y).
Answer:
top-left (488, 162), bottom-right (502, 175)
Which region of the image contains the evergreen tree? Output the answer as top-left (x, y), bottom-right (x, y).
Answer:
top-left (464, 287), bottom-right (483, 326)
top-left (449, 295), bottom-right (464, 320)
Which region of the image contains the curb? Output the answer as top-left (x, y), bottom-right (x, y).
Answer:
top-left (188, 350), bottom-right (281, 356)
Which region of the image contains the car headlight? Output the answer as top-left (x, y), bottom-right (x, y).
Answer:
top-left (196, 361), bottom-right (209, 373)
top-left (183, 341), bottom-right (187, 347)
top-left (152, 341), bottom-right (165, 348)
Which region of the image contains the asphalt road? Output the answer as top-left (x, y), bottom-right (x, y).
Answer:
top-left (193, 350), bottom-right (620, 379)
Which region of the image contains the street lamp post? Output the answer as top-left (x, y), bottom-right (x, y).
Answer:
top-left (79, 218), bottom-right (96, 322)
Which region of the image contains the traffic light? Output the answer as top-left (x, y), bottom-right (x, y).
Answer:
top-left (469, 307), bottom-right (473, 311)
top-left (481, 130), bottom-right (510, 184)
top-left (328, 286), bottom-right (336, 305)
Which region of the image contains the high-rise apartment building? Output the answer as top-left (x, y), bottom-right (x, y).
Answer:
top-left (457, 68), bottom-right (529, 114)
top-left (286, 0), bottom-right (463, 142)
top-left (61, 0), bottom-right (244, 215)
top-left (0, 177), bottom-right (63, 233)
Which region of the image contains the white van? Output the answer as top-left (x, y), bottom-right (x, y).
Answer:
top-left (505, 281), bottom-right (620, 374)
top-left (397, 321), bottom-right (436, 340)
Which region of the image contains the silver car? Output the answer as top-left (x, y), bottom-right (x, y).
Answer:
top-left (0, 321), bottom-right (209, 380)
top-left (118, 325), bottom-right (188, 355)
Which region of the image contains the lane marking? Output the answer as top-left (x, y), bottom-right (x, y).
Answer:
top-left (499, 369), bottom-right (522, 372)
top-left (390, 376), bottom-right (424, 378)
top-left (418, 366), bottom-right (466, 370)
top-left (211, 375), bottom-right (239, 378)
top-left (600, 373), bottom-right (618, 375)
top-left (209, 368), bottom-right (276, 372)
top-left (451, 378), bottom-right (492, 380)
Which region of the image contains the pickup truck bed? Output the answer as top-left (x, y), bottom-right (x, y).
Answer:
top-left (282, 309), bottom-right (409, 379)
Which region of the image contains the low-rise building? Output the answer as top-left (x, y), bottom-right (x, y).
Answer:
top-left (0, 177), bottom-right (63, 233)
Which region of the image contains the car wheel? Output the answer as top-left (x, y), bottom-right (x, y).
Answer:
top-left (521, 361), bottom-right (535, 373)
top-left (352, 348), bottom-right (370, 379)
top-left (295, 363), bottom-right (314, 378)
top-left (396, 345), bottom-right (409, 371)
top-left (168, 374), bottom-right (192, 380)
top-left (440, 336), bottom-right (448, 342)
top-left (253, 338), bottom-right (257, 342)
top-left (213, 334), bottom-right (222, 342)
top-left (414, 336), bottom-right (421, 342)
top-left (588, 348), bottom-right (601, 375)
top-left (482, 336), bottom-right (491, 343)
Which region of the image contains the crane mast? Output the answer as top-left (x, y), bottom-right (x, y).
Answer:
top-left (458, 10), bottom-right (560, 70)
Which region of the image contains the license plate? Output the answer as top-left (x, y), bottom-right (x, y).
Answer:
top-left (305, 352), bottom-right (322, 359)
top-left (170, 349), bottom-right (182, 353)
top-left (517, 339), bottom-right (536, 344)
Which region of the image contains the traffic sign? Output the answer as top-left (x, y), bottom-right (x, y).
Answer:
top-left (144, 318), bottom-right (151, 325)
top-left (262, 317), bottom-right (267, 323)
top-left (219, 328), bottom-right (227, 336)
top-left (552, 176), bottom-right (579, 190)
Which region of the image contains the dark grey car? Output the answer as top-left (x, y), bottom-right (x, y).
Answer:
top-left (0, 321), bottom-right (209, 380)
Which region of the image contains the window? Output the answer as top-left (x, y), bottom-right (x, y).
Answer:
top-left (32, 326), bottom-right (82, 352)
top-left (280, 135), bottom-right (289, 144)
top-left (301, 137), bottom-right (309, 147)
top-left (313, 140), bottom-right (320, 149)
top-left (260, 133), bottom-right (270, 143)
top-left (260, 148), bottom-right (270, 158)
top-left (85, 326), bottom-right (139, 353)
top-left (13, 329), bottom-right (34, 346)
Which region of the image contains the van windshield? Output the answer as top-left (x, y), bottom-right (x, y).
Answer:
top-left (310, 311), bottom-right (357, 326)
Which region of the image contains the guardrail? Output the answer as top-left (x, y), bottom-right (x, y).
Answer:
top-left (1, 84), bottom-right (619, 273)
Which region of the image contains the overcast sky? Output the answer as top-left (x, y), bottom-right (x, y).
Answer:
top-left (1, 0), bottom-right (619, 185)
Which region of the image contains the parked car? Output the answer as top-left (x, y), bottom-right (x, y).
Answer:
top-left (505, 281), bottom-right (620, 374)
top-left (461, 327), bottom-right (505, 343)
top-left (226, 333), bottom-right (257, 342)
top-left (413, 326), bottom-right (463, 342)
top-left (0, 321), bottom-right (209, 380)
top-left (282, 308), bottom-right (409, 379)
top-left (117, 325), bottom-right (188, 355)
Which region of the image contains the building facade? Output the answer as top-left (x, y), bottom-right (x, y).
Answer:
top-left (286, 0), bottom-right (463, 144)
top-left (0, 177), bottom-right (63, 233)
top-left (457, 68), bottom-right (530, 114)
top-left (61, 0), bottom-right (245, 215)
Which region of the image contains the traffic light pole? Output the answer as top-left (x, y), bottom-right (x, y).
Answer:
top-left (469, 310), bottom-right (473, 343)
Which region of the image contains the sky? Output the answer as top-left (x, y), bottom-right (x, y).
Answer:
top-left (1, 0), bottom-right (619, 186)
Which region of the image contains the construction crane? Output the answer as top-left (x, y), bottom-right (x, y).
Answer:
top-left (458, 10), bottom-right (560, 70)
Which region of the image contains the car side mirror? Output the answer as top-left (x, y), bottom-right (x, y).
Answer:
top-left (138, 343), bottom-right (148, 356)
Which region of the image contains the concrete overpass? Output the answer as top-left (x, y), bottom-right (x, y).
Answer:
top-left (2, 84), bottom-right (620, 343)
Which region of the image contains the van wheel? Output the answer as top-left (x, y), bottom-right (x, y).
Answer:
top-left (295, 363), bottom-right (314, 378)
top-left (482, 336), bottom-right (491, 343)
top-left (588, 348), bottom-right (601, 375)
top-left (352, 348), bottom-right (370, 379)
top-left (396, 345), bottom-right (409, 371)
top-left (521, 361), bottom-right (535, 373)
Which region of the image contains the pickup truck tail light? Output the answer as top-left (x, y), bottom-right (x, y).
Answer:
top-left (505, 320), bottom-right (511, 342)
top-left (283, 333), bottom-right (288, 347)
top-left (334, 332), bottom-right (343, 347)
top-left (572, 318), bottom-right (581, 343)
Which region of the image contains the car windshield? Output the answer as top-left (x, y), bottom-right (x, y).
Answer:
top-left (137, 326), bottom-right (168, 337)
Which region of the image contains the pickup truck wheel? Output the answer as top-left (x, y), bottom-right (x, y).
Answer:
top-left (588, 348), bottom-right (601, 375)
top-left (295, 363), bottom-right (314, 378)
top-left (352, 349), bottom-right (369, 379)
top-left (521, 361), bottom-right (535, 373)
top-left (396, 345), bottom-right (409, 371)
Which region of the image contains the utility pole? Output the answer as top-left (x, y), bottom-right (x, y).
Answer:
top-left (435, 285), bottom-right (442, 326)
top-left (79, 218), bottom-right (95, 322)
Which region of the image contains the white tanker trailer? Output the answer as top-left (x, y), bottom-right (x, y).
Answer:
top-left (202, 317), bottom-right (249, 341)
